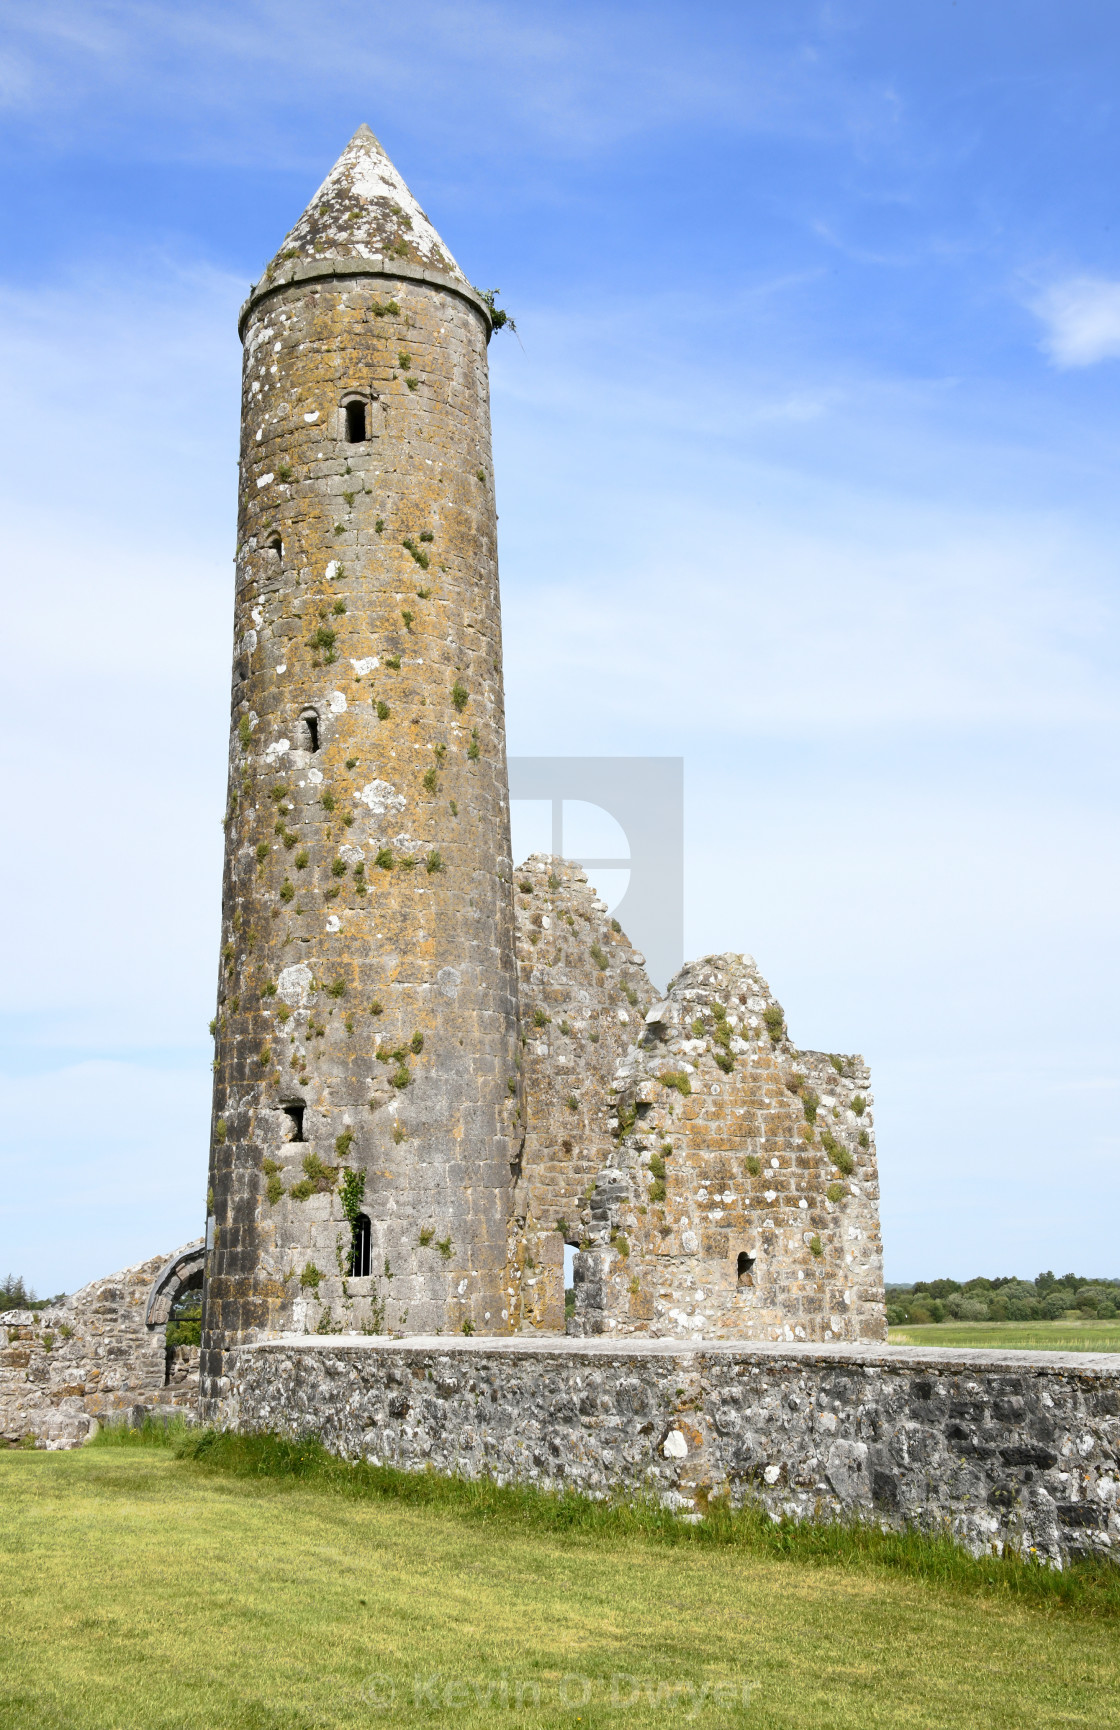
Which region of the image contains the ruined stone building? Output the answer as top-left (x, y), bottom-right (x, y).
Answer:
top-left (201, 124), bottom-right (522, 1414)
top-left (199, 123), bottom-right (885, 1413)
top-left (12, 132), bottom-right (1119, 1577)
top-left (0, 1244), bottom-right (203, 1447)
top-left (2, 125), bottom-right (884, 1449)
top-left (510, 863), bottom-right (884, 1344)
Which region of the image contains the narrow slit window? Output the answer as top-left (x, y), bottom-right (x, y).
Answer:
top-left (282, 1103), bottom-right (305, 1142)
top-left (297, 710), bottom-right (320, 753)
top-left (350, 1212), bottom-right (372, 1278)
top-left (737, 1251), bottom-right (756, 1284)
top-left (345, 400), bottom-right (367, 443)
top-left (267, 535), bottom-right (282, 560)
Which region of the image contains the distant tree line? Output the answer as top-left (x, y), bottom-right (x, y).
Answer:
top-left (885, 1272), bottom-right (1120, 1326)
top-left (1, 1275), bottom-right (67, 1313)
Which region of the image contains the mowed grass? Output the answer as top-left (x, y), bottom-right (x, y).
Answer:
top-left (0, 1438), bottom-right (1117, 1730)
top-left (888, 1320), bottom-right (1120, 1352)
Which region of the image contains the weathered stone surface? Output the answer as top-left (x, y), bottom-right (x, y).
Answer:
top-left (509, 855), bottom-right (656, 1330)
top-left (203, 126), bottom-right (519, 1409)
top-left (259, 123), bottom-right (473, 287)
top-left (571, 954), bottom-right (885, 1343)
top-left (231, 1336), bottom-right (1120, 1567)
top-left (0, 1244), bottom-right (202, 1447)
top-left (201, 126), bottom-right (889, 1409)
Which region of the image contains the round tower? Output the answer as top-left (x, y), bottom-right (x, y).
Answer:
top-left (200, 127), bottom-right (520, 1415)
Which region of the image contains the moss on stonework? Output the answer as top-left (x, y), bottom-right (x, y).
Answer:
top-left (289, 1153), bottom-right (339, 1201)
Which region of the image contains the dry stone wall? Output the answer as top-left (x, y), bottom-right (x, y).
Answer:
top-left (571, 954), bottom-right (885, 1344)
top-left (230, 1335), bottom-right (1120, 1568)
top-left (0, 1244), bottom-right (202, 1447)
top-left (509, 856), bottom-right (656, 1330)
top-left (203, 129), bottom-right (520, 1413)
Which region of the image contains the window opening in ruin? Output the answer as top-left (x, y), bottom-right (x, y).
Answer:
top-left (267, 535), bottom-right (282, 559)
top-left (296, 710), bottom-right (320, 753)
top-left (350, 1212), bottom-right (372, 1278)
top-left (345, 400), bottom-right (367, 443)
top-left (282, 1103), bottom-right (306, 1142)
top-left (164, 1271), bottom-right (203, 1378)
top-left (737, 1252), bottom-right (756, 1285)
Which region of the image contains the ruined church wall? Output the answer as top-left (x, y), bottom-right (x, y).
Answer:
top-left (0, 1246), bottom-right (201, 1448)
top-left (509, 855), bottom-right (656, 1330)
top-left (571, 954), bottom-right (886, 1344)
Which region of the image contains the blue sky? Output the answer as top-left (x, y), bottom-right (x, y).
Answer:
top-left (2, 0), bottom-right (1119, 1293)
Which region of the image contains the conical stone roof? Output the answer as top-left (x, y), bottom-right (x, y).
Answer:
top-left (263, 124), bottom-right (467, 284)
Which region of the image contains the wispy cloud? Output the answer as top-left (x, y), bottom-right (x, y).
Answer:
top-left (493, 290), bottom-right (1120, 741)
top-left (1033, 275), bottom-right (1120, 368)
top-left (2, 4), bottom-right (1119, 1286)
top-left (0, 1059), bottom-right (210, 1291)
top-left (0, 0), bottom-right (906, 167)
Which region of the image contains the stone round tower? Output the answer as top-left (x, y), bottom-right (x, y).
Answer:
top-left (200, 127), bottom-right (520, 1415)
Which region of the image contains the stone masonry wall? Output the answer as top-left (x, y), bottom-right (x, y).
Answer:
top-left (203, 129), bottom-right (520, 1411)
top-left (229, 1336), bottom-right (1120, 1568)
top-left (0, 1245), bottom-right (201, 1448)
top-left (572, 955), bottom-right (885, 1343)
top-left (509, 855), bottom-right (656, 1330)
top-left (200, 126), bottom-right (888, 1396)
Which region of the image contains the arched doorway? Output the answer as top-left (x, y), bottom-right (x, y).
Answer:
top-left (145, 1241), bottom-right (205, 1382)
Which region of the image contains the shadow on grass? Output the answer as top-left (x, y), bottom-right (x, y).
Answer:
top-left (89, 1419), bottom-right (1119, 1619)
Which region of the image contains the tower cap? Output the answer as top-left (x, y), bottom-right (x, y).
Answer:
top-left (262, 124), bottom-right (468, 286)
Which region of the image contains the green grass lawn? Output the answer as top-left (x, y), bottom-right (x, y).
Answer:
top-left (0, 1435), bottom-right (1117, 1730)
top-left (888, 1319), bottom-right (1120, 1351)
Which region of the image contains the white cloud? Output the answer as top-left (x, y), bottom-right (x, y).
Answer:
top-left (0, 260), bottom-right (235, 1050)
top-left (0, 0), bottom-right (905, 165)
top-left (1, 238), bottom-right (1118, 1290)
top-left (493, 292), bottom-right (1120, 743)
top-left (1033, 276), bottom-right (1120, 368)
top-left (0, 1060), bottom-right (209, 1295)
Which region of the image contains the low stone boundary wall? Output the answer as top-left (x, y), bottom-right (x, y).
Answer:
top-left (228, 1335), bottom-right (1120, 1568)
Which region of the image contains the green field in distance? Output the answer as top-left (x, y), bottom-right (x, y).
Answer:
top-left (888, 1320), bottom-right (1120, 1352)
